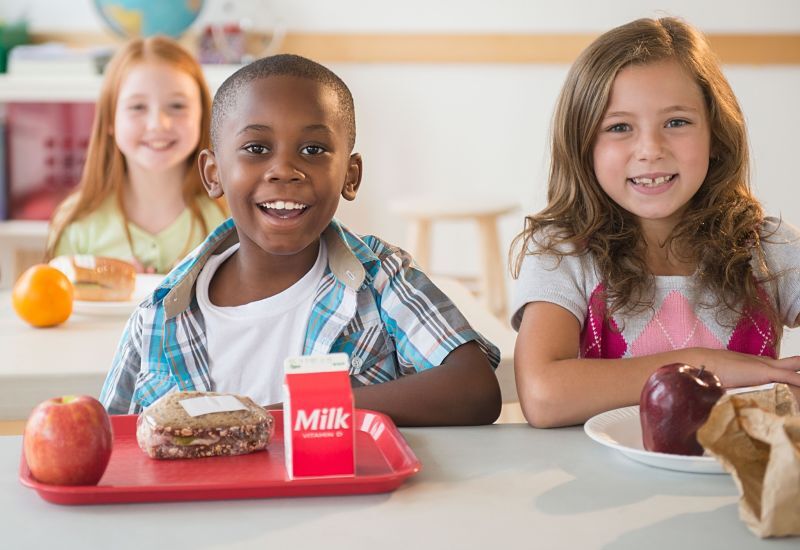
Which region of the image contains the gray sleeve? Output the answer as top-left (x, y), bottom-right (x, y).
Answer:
top-left (510, 245), bottom-right (597, 332)
top-left (761, 217), bottom-right (800, 327)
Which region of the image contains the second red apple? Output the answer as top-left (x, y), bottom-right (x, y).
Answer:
top-left (640, 363), bottom-right (724, 456)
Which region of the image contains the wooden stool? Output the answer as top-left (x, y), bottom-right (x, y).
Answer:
top-left (390, 196), bottom-right (519, 320)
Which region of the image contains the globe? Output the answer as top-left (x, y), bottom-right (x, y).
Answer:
top-left (93, 0), bottom-right (204, 39)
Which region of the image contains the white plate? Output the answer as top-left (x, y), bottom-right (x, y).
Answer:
top-left (72, 274), bottom-right (164, 317)
top-left (726, 382), bottom-right (776, 395)
top-left (584, 405), bottom-right (726, 474)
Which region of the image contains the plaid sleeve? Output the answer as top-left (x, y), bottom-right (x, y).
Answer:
top-left (375, 247), bottom-right (501, 372)
top-left (99, 307), bottom-right (145, 415)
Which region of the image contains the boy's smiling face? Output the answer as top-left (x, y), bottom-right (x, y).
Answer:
top-left (200, 75), bottom-right (361, 262)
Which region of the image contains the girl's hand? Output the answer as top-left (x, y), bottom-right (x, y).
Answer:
top-left (130, 258), bottom-right (156, 274)
top-left (687, 348), bottom-right (800, 389)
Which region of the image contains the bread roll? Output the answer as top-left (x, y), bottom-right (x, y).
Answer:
top-left (49, 255), bottom-right (136, 302)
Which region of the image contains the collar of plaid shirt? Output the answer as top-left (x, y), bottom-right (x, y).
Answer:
top-left (152, 217), bottom-right (377, 319)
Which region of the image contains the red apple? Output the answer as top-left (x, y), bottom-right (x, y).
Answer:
top-left (640, 364), bottom-right (724, 456)
top-left (23, 395), bottom-right (113, 485)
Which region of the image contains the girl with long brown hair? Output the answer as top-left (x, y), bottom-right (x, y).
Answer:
top-left (46, 36), bottom-right (227, 273)
top-left (510, 17), bottom-right (800, 428)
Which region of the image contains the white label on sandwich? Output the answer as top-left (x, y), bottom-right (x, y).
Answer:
top-left (179, 395), bottom-right (249, 417)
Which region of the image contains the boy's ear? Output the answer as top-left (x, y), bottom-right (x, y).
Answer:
top-left (198, 149), bottom-right (224, 199)
top-left (341, 153), bottom-right (362, 201)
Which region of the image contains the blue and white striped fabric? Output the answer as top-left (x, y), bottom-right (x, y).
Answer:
top-left (101, 218), bottom-right (500, 414)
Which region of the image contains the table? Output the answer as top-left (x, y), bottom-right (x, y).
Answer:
top-left (2, 424), bottom-right (792, 549)
top-left (0, 277), bottom-right (518, 420)
top-left (0, 292), bottom-right (128, 420)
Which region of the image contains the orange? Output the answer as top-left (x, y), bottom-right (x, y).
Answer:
top-left (12, 264), bottom-right (74, 328)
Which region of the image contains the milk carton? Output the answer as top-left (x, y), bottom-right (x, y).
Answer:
top-left (283, 353), bottom-right (355, 479)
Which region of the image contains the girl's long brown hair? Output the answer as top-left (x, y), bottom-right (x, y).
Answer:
top-left (46, 36), bottom-right (223, 261)
top-left (511, 17), bottom-right (776, 331)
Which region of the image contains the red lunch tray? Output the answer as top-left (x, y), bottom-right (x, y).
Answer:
top-left (19, 409), bottom-right (421, 505)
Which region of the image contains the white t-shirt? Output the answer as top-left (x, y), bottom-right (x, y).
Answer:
top-left (196, 241), bottom-right (328, 405)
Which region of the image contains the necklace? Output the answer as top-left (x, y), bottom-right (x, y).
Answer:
top-left (116, 188), bottom-right (194, 273)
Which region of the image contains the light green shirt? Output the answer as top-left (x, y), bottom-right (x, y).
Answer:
top-left (54, 195), bottom-right (228, 274)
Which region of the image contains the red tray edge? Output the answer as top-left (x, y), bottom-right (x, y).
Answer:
top-left (19, 408), bottom-right (421, 505)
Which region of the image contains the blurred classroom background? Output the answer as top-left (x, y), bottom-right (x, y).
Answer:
top-left (0, 0), bottom-right (798, 354)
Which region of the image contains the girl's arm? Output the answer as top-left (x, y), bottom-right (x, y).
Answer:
top-left (352, 341), bottom-right (501, 426)
top-left (516, 301), bottom-right (800, 428)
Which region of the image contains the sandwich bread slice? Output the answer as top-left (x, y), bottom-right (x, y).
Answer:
top-left (49, 255), bottom-right (136, 301)
top-left (136, 391), bottom-right (275, 459)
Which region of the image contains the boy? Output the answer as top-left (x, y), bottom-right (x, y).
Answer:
top-left (100, 54), bottom-right (501, 426)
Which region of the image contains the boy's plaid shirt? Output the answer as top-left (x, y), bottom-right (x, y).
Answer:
top-left (100, 218), bottom-right (500, 414)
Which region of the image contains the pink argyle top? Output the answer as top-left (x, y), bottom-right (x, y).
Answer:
top-left (511, 218), bottom-right (800, 359)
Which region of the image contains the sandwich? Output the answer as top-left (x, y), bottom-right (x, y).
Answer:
top-left (136, 391), bottom-right (275, 459)
top-left (49, 255), bottom-right (136, 302)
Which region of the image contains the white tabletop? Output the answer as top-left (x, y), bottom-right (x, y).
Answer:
top-left (0, 291), bottom-right (128, 420)
top-left (0, 277), bottom-right (518, 420)
top-left (3, 424), bottom-right (792, 550)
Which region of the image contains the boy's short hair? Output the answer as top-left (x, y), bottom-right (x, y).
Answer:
top-left (211, 54), bottom-right (356, 151)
